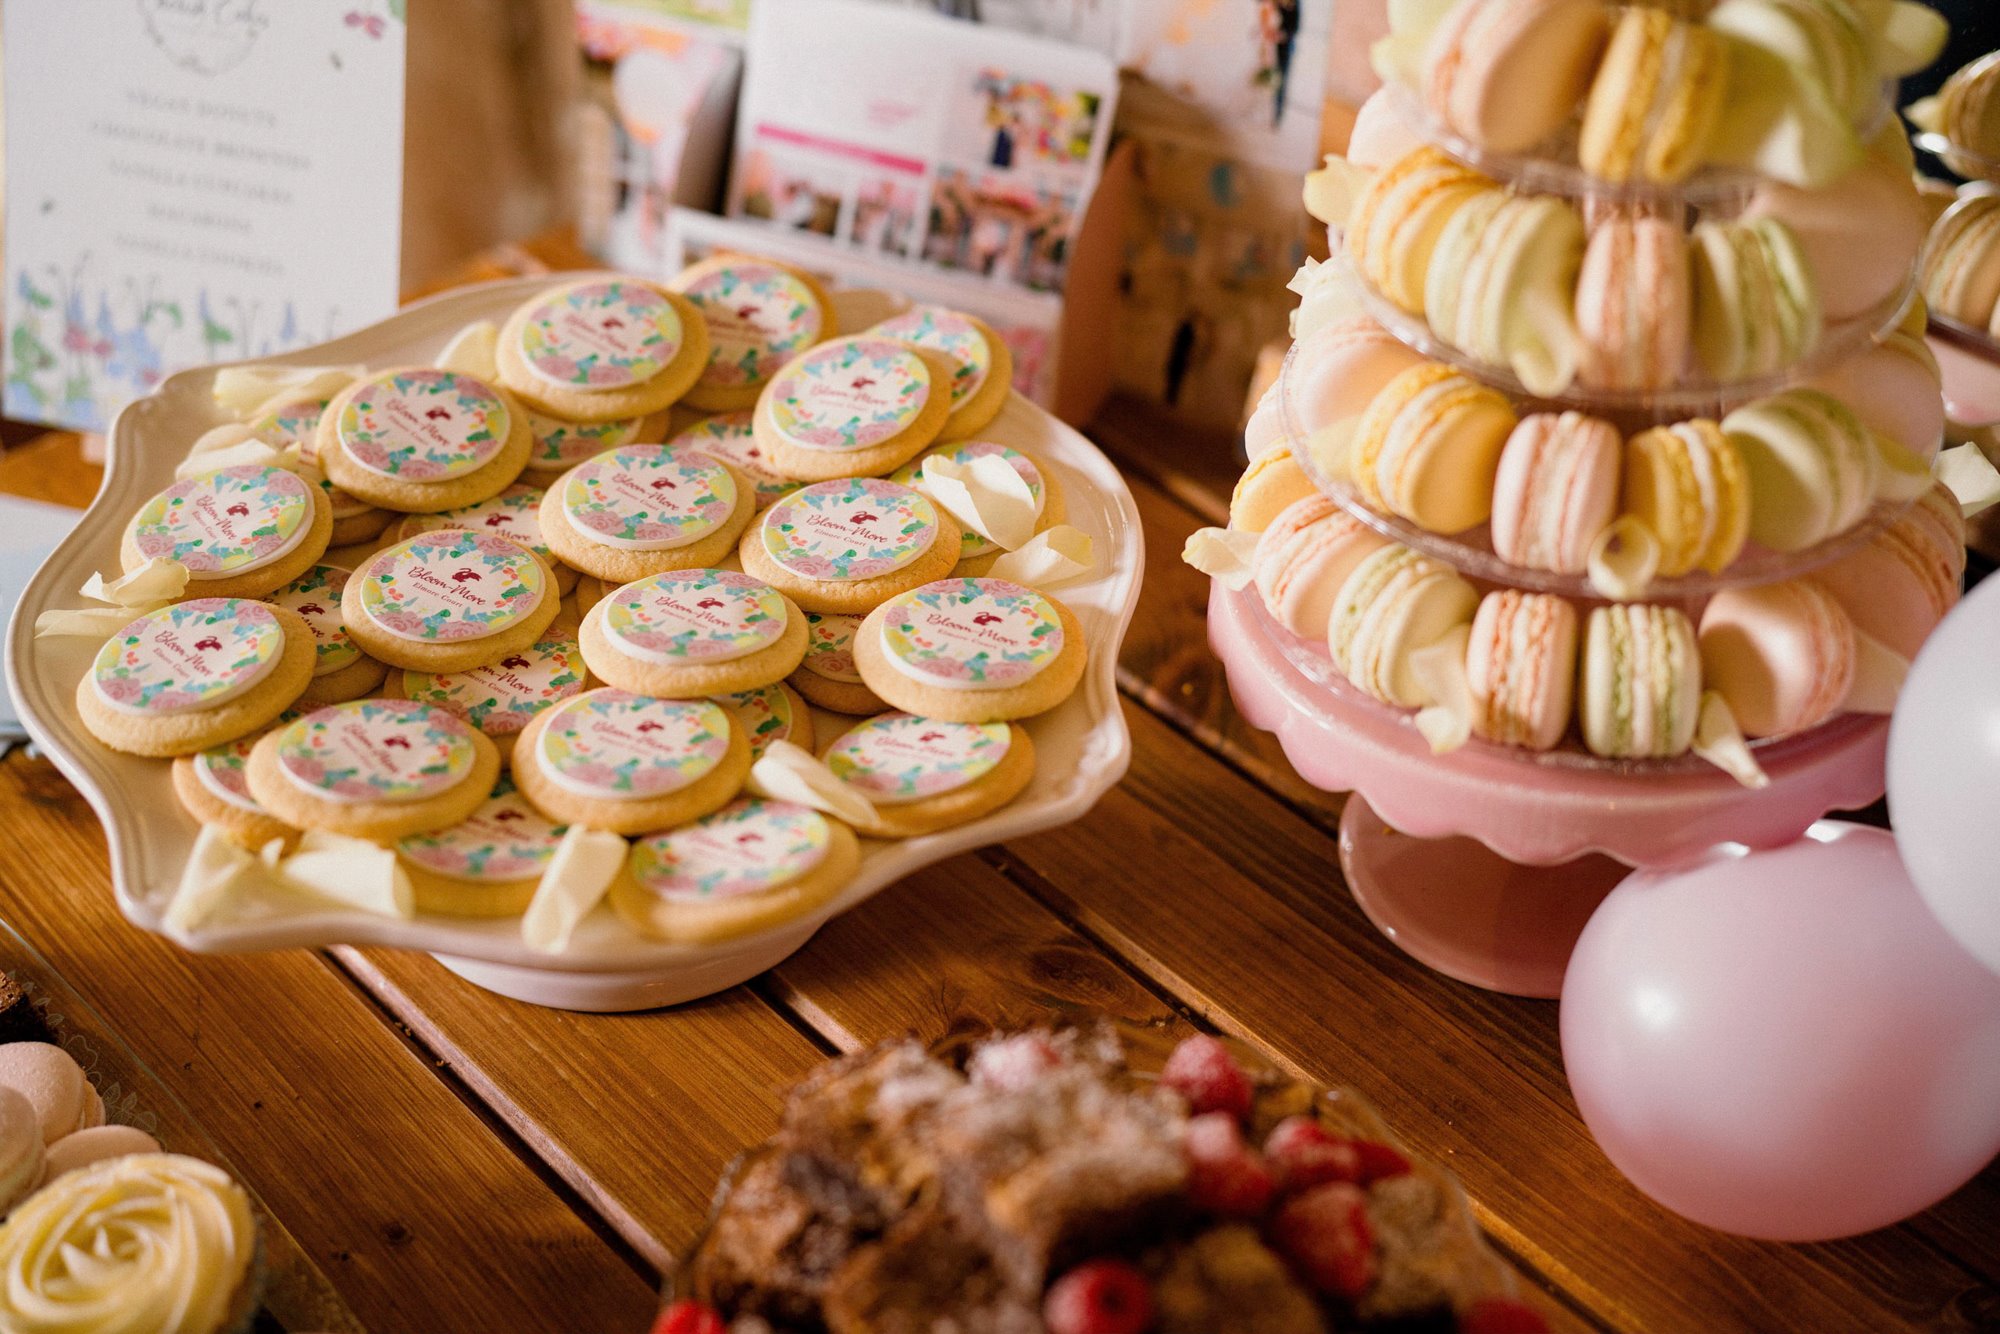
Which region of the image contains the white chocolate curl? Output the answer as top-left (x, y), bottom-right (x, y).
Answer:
top-left (176, 426), bottom-right (287, 479)
top-left (987, 527), bottom-right (1095, 588)
top-left (1937, 442), bottom-right (2000, 518)
top-left (34, 559), bottom-right (189, 639)
top-left (164, 827), bottom-right (257, 935)
top-left (920, 453), bottom-right (1039, 551)
top-left (1694, 692), bottom-right (1771, 790)
top-left (1410, 624), bottom-right (1474, 755)
top-left (1586, 517), bottom-right (1663, 603)
top-left (1182, 527), bottom-right (1260, 590)
top-left (278, 830), bottom-right (413, 919)
top-left (747, 740), bottom-right (877, 827)
top-left (435, 321), bottom-right (500, 381)
top-left (211, 364), bottom-right (361, 419)
top-left (521, 825), bottom-right (628, 954)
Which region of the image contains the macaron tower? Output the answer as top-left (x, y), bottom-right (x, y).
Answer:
top-left (1186, 0), bottom-right (1962, 993)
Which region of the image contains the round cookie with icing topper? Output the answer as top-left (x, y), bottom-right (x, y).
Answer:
top-left (395, 775), bottom-right (569, 917)
top-left (77, 599), bottom-right (316, 758)
top-left (738, 476), bottom-right (962, 615)
top-left (317, 367), bottom-right (533, 513)
top-left (751, 334), bottom-right (956, 481)
top-left (269, 564), bottom-right (387, 707)
top-left (668, 255), bottom-right (838, 412)
top-left (341, 526), bottom-right (558, 673)
top-left (247, 394), bottom-right (394, 546)
top-left (120, 464), bottom-right (333, 600)
top-left (855, 577), bottom-right (1087, 723)
top-left (388, 635), bottom-right (592, 766)
top-left (513, 688), bottom-right (751, 835)
top-left (519, 407), bottom-right (670, 489)
top-left (889, 440), bottom-right (1066, 576)
top-left (820, 713), bottom-right (1036, 838)
top-left (789, 611), bottom-right (886, 716)
top-left (580, 568), bottom-right (808, 698)
top-left (245, 698), bottom-right (500, 841)
top-left (496, 277), bottom-right (710, 421)
top-left (669, 410), bottom-right (802, 510)
top-left (171, 732), bottom-right (298, 850)
top-left (610, 798), bottom-right (860, 944)
top-left (715, 681), bottom-right (815, 760)
top-left (868, 305), bottom-right (1012, 442)
top-left (538, 443), bottom-right (756, 582)
top-left (392, 483), bottom-right (580, 596)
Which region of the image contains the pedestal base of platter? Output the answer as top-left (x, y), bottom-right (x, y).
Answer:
top-left (430, 918), bottom-right (820, 1012)
top-left (1337, 796), bottom-right (1627, 998)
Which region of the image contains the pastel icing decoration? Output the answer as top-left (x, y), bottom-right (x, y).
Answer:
top-left (560, 444), bottom-right (737, 550)
top-left (269, 564), bottom-right (361, 676)
top-left (627, 798), bottom-right (830, 900)
top-left (669, 411), bottom-right (800, 507)
top-left (875, 578), bottom-right (1063, 690)
top-left (802, 612), bottom-right (865, 683)
top-left (893, 443), bottom-right (1044, 558)
top-left (91, 599), bottom-right (283, 716)
top-left (527, 411), bottom-right (645, 471)
top-left (400, 484), bottom-right (557, 563)
top-left (759, 478), bottom-right (939, 581)
top-left (870, 306), bottom-right (993, 407)
top-left (129, 465), bottom-right (312, 576)
top-left (249, 397), bottom-right (328, 448)
top-left (399, 777), bottom-right (567, 883)
top-left (602, 569), bottom-right (788, 665)
top-left (336, 369), bottom-right (513, 481)
top-left (192, 736), bottom-right (263, 813)
top-left (717, 684), bottom-right (804, 760)
top-left (536, 691), bottom-right (731, 799)
top-left (825, 714), bottom-right (1011, 805)
top-left (276, 699), bottom-right (479, 805)
top-left (402, 638), bottom-right (588, 737)
top-left (358, 528), bottom-right (548, 643)
top-left (517, 279), bottom-right (683, 390)
top-left (767, 337), bottom-right (930, 451)
top-left (675, 262), bottom-right (823, 389)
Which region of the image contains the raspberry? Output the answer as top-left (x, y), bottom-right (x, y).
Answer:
top-left (1353, 1139), bottom-right (1413, 1184)
top-left (1459, 1296), bottom-right (1552, 1334)
top-left (1184, 1111), bottom-right (1277, 1217)
top-left (1271, 1182), bottom-right (1376, 1300)
top-left (967, 1033), bottom-right (1064, 1091)
top-left (1264, 1116), bottom-right (1362, 1193)
top-left (1045, 1258), bottom-right (1155, 1334)
top-left (1160, 1034), bottom-right (1254, 1122)
top-left (652, 1299), bottom-right (727, 1334)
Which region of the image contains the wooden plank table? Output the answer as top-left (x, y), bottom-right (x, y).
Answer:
top-left (2, 242), bottom-right (1994, 1334)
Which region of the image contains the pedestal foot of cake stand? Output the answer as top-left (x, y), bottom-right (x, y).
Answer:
top-left (1337, 797), bottom-right (1629, 999)
top-left (430, 922), bottom-right (821, 1011)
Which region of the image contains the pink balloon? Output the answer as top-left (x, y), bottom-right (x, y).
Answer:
top-left (1560, 823), bottom-right (2000, 1240)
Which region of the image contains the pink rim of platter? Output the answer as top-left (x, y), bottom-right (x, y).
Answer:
top-left (1929, 319), bottom-right (2000, 427)
top-left (4, 276), bottom-right (1141, 1011)
top-left (1208, 582), bottom-right (1888, 869)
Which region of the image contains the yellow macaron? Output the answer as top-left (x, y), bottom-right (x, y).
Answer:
top-left (1622, 419), bottom-right (1751, 576)
top-left (1579, 7), bottom-right (1728, 184)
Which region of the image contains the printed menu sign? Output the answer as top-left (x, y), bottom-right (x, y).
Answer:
top-left (3, 0), bottom-right (406, 431)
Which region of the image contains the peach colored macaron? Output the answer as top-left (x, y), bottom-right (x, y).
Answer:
top-left (1252, 496), bottom-right (1392, 640)
top-left (1809, 482), bottom-right (1964, 660)
top-left (1286, 317), bottom-right (1430, 437)
top-left (1489, 411), bottom-right (1621, 574)
top-left (1467, 589), bottom-right (1579, 751)
top-left (1698, 580), bottom-right (1858, 739)
top-left (1422, 0), bottom-right (1608, 155)
top-left (1575, 213), bottom-right (1691, 392)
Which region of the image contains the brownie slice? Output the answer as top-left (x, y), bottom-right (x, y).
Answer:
top-left (0, 972), bottom-right (51, 1048)
top-left (688, 1151), bottom-right (862, 1331)
top-left (821, 1206), bottom-right (1041, 1334)
top-left (1151, 1225), bottom-right (1328, 1334)
top-left (1355, 1172), bottom-right (1470, 1326)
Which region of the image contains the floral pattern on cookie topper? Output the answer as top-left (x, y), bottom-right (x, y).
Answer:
top-left (759, 478), bottom-right (940, 582)
top-left (130, 464), bottom-right (313, 575)
top-left (871, 306), bottom-right (993, 407)
top-left (398, 776), bottom-right (567, 883)
top-left (676, 262), bottom-right (822, 390)
top-left (527, 411), bottom-right (645, 472)
top-left (92, 598), bottom-right (285, 716)
top-left (825, 714), bottom-right (1011, 805)
top-left (277, 699), bottom-right (478, 805)
top-left (604, 568), bottom-right (789, 665)
top-left (561, 444), bottom-right (737, 551)
top-left (891, 441), bottom-right (1044, 559)
top-left (402, 637), bottom-right (588, 738)
top-left (877, 578), bottom-right (1063, 690)
top-left (192, 736), bottom-right (264, 814)
top-left (628, 798), bottom-right (830, 901)
top-left (802, 612), bottom-right (866, 683)
top-left (767, 336), bottom-right (931, 452)
top-left (399, 484), bottom-right (556, 564)
top-left (357, 528), bottom-right (548, 644)
top-left (536, 690), bottom-right (731, 799)
top-left (518, 280), bottom-right (683, 390)
top-left (269, 564), bottom-right (361, 676)
top-left (715, 684), bottom-right (802, 761)
top-left (669, 411), bottom-right (800, 509)
top-left (336, 369), bottom-right (513, 482)
top-left (249, 397), bottom-right (329, 450)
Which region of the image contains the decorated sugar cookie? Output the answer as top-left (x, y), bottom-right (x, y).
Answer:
top-left (856, 577), bottom-right (1087, 723)
top-left (513, 688), bottom-right (751, 835)
top-left (537, 443), bottom-right (754, 582)
top-left (246, 698), bottom-right (501, 840)
top-left (120, 464), bottom-right (332, 600)
top-left (820, 712), bottom-right (1036, 838)
top-left (395, 775), bottom-right (569, 917)
top-left (668, 410), bottom-right (802, 509)
top-left (751, 335), bottom-right (957, 481)
top-left (172, 731), bottom-right (299, 850)
top-left (715, 681), bottom-right (815, 761)
top-left (269, 564), bottom-right (387, 706)
top-left (889, 440), bottom-right (1065, 575)
top-left (609, 798), bottom-right (859, 944)
top-left (737, 477), bottom-right (961, 615)
top-left (519, 408), bottom-right (664, 487)
top-left (76, 598), bottom-right (316, 757)
top-left (341, 526), bottom-right (558, 673)
top-left (668, 256), bottom-right (837, 411)
top-left (788, 611), bottom-right (885, 716)
top-left (317, 367), bottom-right (532, 513)
top-left (579, 568), bottom-right (807, 698)
top-left (252, 397), bottom-right (392, 545)
top-left (868, 305), bottom-right (1012, 441)
top-left (496, 277), bottom-right (710, 421)
top-left (392, 483), bottom-right (580, 595)
top-left (391, 636), bottom-right (591, 765)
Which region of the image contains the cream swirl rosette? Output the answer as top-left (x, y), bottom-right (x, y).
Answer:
top-left (0, 1152), bottom-right (259, 1334)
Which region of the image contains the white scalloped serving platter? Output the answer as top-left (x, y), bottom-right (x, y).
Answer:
top-left (4, 277), bottom-right (1141, 1008)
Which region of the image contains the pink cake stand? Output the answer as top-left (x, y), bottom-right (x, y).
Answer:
top-left (1209, 583), bottom-right (1890, 997)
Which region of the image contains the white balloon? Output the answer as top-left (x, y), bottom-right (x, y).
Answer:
top-left (1888, 571), bottom-right (2000, 976)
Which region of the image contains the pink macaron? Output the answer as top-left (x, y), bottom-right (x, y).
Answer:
top-left (1574, 213), bottom-right (1691, 392)
top-left (1809, 482), bottom-right (1964, 660)
top-left (1253, 495), bottom-right (1393, 639)
top-left (1801, 329), bottom-right (1944, 462)
top-left (1744, 143), bottom-right (1929, 324)
top-left (1488, 411), bottom-right (1622, 574)
top-left (1244, 382), bottom-right (1287, 458)
top-left (1422, 0), bottom-right (1609, 155)
top-left (1287, 316), bottom-right (1430, 436)
top-left (1467, 589), bottom-right (1579, 751)
top-left (1697, 580), bottom-right (1858, 738)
